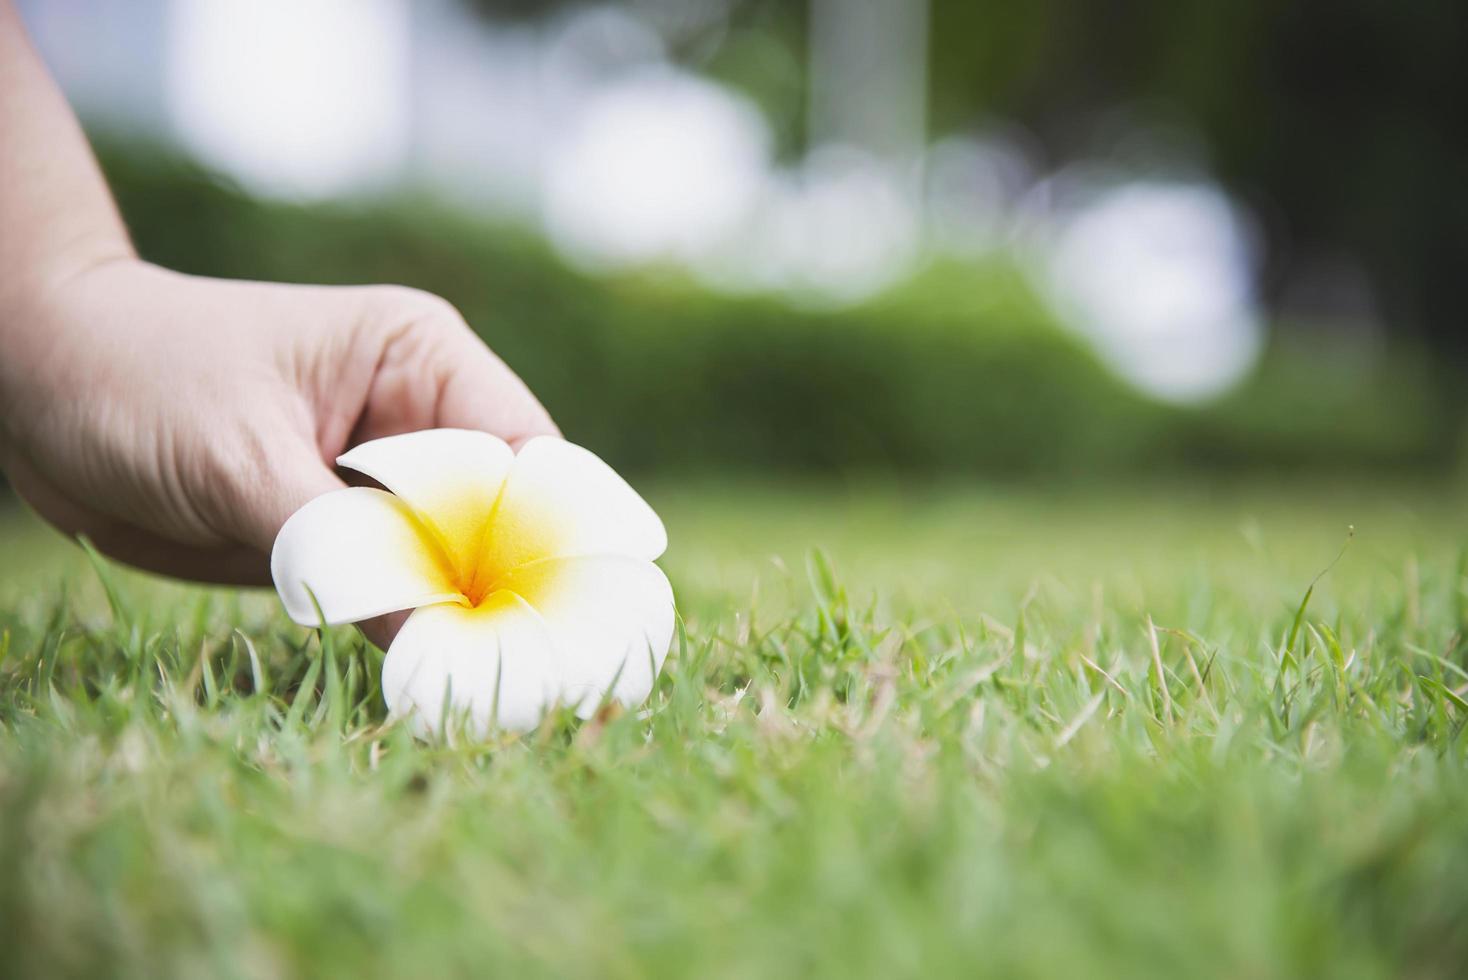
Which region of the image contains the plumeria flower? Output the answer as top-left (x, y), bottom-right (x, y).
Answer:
top-left (271, 429), bottom-right (674, 737)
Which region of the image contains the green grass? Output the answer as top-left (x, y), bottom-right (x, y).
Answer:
top-left (4, 479), bottom-right (1468, 978)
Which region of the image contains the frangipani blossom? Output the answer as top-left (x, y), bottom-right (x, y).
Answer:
top-left (271, 429), bottom-right (674, 737)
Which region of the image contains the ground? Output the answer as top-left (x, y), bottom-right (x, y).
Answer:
top-left (3, 478), bottom-right (1468, 978)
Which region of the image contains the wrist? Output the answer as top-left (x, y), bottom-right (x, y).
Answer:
top-left (0, 249), bottom-right (143, 460)
top-left (0, 235), bottom-right (137, 316)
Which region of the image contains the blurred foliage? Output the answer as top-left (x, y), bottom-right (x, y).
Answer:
top-left (926, 0), bottom-right (1468, 353)
top-left (98, 143), bottom-right (1457, 477)
top-left (455, 1), bottom-right (1467, 350)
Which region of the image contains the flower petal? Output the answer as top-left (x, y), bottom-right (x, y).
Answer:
top-left (485, 437), bottom-right (667, 573)
top-left (382, 592), bottom-right (558, 737)
top-left (271, 488), bottom-right (462, 626)
top-left (498, 555), bottom-right (675, 717)
top-left (337, 429), bottom-right (514, 581)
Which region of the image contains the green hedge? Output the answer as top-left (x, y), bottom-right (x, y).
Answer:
top-left (96, 144), bottom-right (1458, 477)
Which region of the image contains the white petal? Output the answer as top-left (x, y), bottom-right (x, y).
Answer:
top-left (382, 593), bottom-right (559, 737)
top-left (271, 488), bottom-right (462, 626)
top-left (338, 429), bottom-right (514, 578)
top-left (498, 555), bottom-right (675, 717)
top-left (485, 437), bottom-right (667, 573)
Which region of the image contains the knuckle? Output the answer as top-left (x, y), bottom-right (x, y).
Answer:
top-left (360, 287), bottom-right (474, 368)
top-left (368, 285), bottom-right (465, 330)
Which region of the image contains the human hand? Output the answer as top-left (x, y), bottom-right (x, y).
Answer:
top-left (0, 258), bottom-right (558, 588)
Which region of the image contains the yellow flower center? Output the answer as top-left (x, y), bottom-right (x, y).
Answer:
top-left (401, 488), bottom-right (555, 610)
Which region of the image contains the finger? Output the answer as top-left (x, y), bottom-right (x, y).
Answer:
top-left (357, 608), bottom-right (410, 651)
top-left (5, 454), bottom-right (273, 583)
top-left (432, 323), bottom-right (561, 448)
top-left (82, 525), bottom-right (274, 585)
top-left (224, 432), bottom-right (345, 559)
top-left (347, 293), bottom-right (559, 449)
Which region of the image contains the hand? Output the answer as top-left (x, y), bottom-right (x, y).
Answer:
top-left (0, 258), bottom-right (558, 587)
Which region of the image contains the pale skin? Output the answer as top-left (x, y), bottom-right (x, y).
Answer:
top-left (0, 3), bottom-right (558, 642)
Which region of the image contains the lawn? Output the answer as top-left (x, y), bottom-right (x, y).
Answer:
top-left (3, 478), bottom-right (1468, 978)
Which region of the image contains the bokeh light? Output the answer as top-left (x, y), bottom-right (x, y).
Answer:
top-left (166, 0), bottom-right (410, 199)
top-left (542, 67), bottom-right (770, 268)
top-left (1042, 180), bottom-right (1264, 402)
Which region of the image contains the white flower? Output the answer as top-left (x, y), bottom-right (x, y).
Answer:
top-left (270, 429), bottom-right (674, 737)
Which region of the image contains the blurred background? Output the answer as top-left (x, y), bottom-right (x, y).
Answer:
top-left (13, 0), bottom-right (1468, 479)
